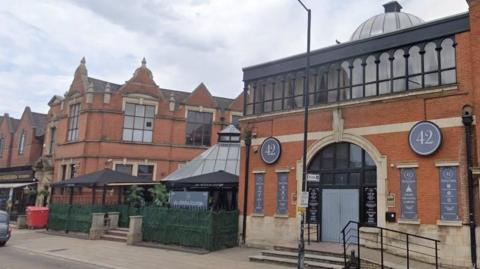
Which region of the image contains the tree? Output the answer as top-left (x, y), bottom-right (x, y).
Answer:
top-left (126, 185), bottom-right (145, 208)
top-left (148, 184), bottom-right (168, 207)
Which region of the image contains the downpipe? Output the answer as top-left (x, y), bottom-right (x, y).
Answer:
top-left (462, 105), bottom-right (477, 269)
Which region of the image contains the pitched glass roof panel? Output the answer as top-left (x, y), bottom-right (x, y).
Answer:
top-left (164, 125), bottom-right (241, 182)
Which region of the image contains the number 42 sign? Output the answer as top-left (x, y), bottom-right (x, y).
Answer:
top-left (408, 121), bottom-right (442, 156)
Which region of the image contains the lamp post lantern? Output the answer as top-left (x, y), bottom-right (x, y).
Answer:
top-left (295, 1), bottom-right (311, 268)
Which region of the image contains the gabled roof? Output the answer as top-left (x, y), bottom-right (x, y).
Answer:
top-left (184, 83), bottom-right (217, 108)
top-left (214, 96), bottom-right (234, 111)
top-left (53, 169), bottom-right (153, 187)
top-left (31, 112), bottom-right (47, 137)
top-left (161, 88), bottom-right (191, 105)
top-left (9, 118), bottom-right (20, 133)
top-left (60, 58), bottom-right (241, 111)
top-left (164, 125), bottom-right (241, 182)
top-left (88, 77), bottom-right (122, 92)
top-left (162, 87), bottom-right (236, 110)
top-left (2, 114), bottom-right (20, 134)
top-left (228, 92), bottom-right (244, 111)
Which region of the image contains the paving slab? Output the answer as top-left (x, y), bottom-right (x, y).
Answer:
top-left (9, 229), bottom-right (281, 269)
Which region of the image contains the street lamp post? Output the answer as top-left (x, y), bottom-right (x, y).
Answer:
top-left (296, 1), bottom-right (311, 269)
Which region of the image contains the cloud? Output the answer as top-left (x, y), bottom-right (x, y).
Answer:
top-left (0, 0), bottom-right (469, 117)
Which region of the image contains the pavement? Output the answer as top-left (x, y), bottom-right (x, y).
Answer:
top-left (1, 229), bottom-right (281, 269)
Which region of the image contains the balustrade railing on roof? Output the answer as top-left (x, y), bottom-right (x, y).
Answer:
top-left (244, 36), bottom-right (457, 116)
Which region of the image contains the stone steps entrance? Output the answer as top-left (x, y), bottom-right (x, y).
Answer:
top-left (248, 243), bottom-right (412, 269)
top-left (101, 227), bottom-right (128, 243)
top-left (249, 244), bottom-right (346, 269)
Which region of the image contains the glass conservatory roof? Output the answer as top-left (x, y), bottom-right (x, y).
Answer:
top-left (164, 125), bottom-right (241, 181)
top-left (350, 1), bottom-right (424, 41)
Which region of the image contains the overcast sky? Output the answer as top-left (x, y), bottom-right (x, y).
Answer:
top-left (0, 0), bottom-right (468, 117)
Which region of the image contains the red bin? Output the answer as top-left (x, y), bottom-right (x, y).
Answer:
top-left (26, 206), bottom-right (49, 229)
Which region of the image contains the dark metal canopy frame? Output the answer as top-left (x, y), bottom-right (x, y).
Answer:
top-left (52, 169), bottom-right (154, 206)
top-left (166, 171), bottom-right (239, 211)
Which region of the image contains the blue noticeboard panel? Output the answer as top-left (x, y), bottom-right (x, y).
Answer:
top-left (254, 173), bottom-right (264, 214)
top-left (170, 191), bottom-right (208, 209)
top-left (276, 172), bottom-right (288, 215)
top-left (439, 166), bottom-right (459, 221)
top-left (408, 121), bottom-right (442, 156)
top-left (400, 168), bottom-right (417, 220)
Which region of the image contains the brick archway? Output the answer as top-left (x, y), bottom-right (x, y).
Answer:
top-left (296, 133), bottom-right (388, 227)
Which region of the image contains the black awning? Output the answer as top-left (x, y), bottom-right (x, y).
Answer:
top-left (52, 169), bottom-right (154, 187)
top-left (166, 171), bottom-right (238, 188)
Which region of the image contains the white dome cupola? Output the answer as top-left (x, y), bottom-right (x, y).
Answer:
top-left (350, 1), bottom-right (424, 41)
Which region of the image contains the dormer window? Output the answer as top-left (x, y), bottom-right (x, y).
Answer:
top-left (122, 103), bottom-right (154, 143)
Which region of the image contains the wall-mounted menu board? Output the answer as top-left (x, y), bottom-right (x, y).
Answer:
top-left (307, 187), bottom-right (320, 224)
top-left (363, 187), bottom-right (377, 226)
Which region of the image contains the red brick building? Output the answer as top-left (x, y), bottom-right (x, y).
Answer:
top-left (239, 1), bottom-right (480, 267)
top-left (38, 58), bottom-right (243, 203)
top-left (0, 107), bottom-right (47, 217)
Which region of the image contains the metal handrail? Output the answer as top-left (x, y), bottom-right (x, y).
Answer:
top-left (341, 220), bottom-right (440, 242)
top-left (341, 220), bottom-right (440, 269)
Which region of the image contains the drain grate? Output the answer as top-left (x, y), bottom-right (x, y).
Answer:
top-left (47, 248), bottom-right (68, 253)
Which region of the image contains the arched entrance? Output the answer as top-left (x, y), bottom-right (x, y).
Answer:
top-left (307, 142), bottom-right (377, 242)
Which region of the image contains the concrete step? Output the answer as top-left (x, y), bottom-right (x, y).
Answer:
top-left (114, 227), bottom-right (129, 232)
top-left (273, 245), bottom-right (344, 258)
top-left (261, 250), bottom-right (344, 265)
top-left (101, 234), bottom-right (127, 243)
top-left (106, 229), bottom-right (128, 237)
top-left (249, 255), bottom-right (343, 269)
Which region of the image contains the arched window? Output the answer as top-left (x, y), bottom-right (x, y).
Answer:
top-left (255, 82), bottom-right (264, 113)
top-left (440, 38), bottom-right (456, 84)
top-left (352, 58), bottom-right (363, 99)
top-left (273, 77), bottom-right (284, 111)
top-left (308, 71), bottom-right (317, 106)
top-left (408, 46), bottom-right (422, 90)
top-left (424, 42), bottom-right (439, 87)
top-left (378, 53), bottom-right (391, 94)
top-left (263, 80), bottom-right (273, 113)
top-left (339, 61), bottom-right (351, 101)
top-left (246, 82), bottom-right (254, 115)
top-left (308, 143), bottom-right (376, 186)
top-left (393, 49), bottom-right (406, 92)
top-left (316, 68), bottom-right (328, 104)
top-left (294, 73), bottom-right (304, 108)
top-left (327, 64), bottom-right (339, 102)
top-left (284, 75), bottom-right (295, 110)
top-left (365, 56), bottom-right (377, 96)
